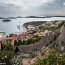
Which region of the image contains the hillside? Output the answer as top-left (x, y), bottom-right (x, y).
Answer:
top-left (18, 25), bottom-right (65, 53)
top-left (18, 31), bottom-right (59, 53)
top-left (56, 26), bottom-right (65, 52)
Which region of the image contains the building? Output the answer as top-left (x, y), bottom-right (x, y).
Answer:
top-left (6, 37), bottom-right (15, 46)
top-left (56, 21), bottom-right (63, 25)
top-left (44, 30), bottom-right (48, 34)
top-left (51, 24), bottom-right (58, 27)
top-left (0, 43), bottom-right (1, 50)
top-left (27, 25), bottom-right (35, 30)
top-left (47, 21), bottom-right (52, 24)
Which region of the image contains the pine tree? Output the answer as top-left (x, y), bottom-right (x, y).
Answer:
top-left (15, 46), bottom-right (20, 53)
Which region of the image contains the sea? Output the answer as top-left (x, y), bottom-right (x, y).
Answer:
top-left (0, 17), bottom-right (65, 35)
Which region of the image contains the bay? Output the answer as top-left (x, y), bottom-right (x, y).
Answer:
top-left (0, 17), bottom-right (65, 35)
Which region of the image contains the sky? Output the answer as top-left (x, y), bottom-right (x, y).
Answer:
top-left (0, 0), bottom-right (65, 17)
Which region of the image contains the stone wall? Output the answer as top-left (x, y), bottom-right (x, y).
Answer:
top-left (18, 31), bottom-right (59, 53)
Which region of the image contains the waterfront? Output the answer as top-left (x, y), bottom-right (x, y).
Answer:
top-left (0, 17), bottom-right (65, 35)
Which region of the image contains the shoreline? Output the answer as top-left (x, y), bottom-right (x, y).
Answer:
top-left (0, 17), bottom-right (65, 36)
top-left (3, 20), bottom-right (64, 36)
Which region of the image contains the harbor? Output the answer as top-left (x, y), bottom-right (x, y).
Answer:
top-left (0, 17), bottom-right (65, 35)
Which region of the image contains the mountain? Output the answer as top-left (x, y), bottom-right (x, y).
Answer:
top-left (25, 16), bottom-right (45, 18)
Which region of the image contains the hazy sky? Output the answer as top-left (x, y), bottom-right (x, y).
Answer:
top-left (0, 0), bottom-right (65, 17)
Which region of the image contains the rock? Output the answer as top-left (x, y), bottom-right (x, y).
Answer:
top-left (56, 26), bottom-right (65, 52)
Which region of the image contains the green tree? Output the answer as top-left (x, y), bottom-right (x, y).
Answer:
top-left (15, 46), bottom-right (20, 53)
top-left (14, 40), bottom-right (18, 46)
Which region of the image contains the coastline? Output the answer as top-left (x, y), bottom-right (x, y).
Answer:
top-left (0, 17), bottom-right (65, 35)
top-left (0, 19), bottom-right (65, 65)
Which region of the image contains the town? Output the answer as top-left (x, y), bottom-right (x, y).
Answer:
top-left (0, 20), bottom-right (64, 50)
top-left (0, 20), bottom-right (65, 65)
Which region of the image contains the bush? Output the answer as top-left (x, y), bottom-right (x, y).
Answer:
top-left (0, 50), bottom-right (15, 65)
top-left (32, 48), bottom-right (65, 65)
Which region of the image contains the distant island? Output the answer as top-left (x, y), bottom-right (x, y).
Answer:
top-left (25, 16), bottom-right (65, 18)
top-left (0, 16), bottom-right (65, 19)
top-left (3, 19), bottom-right (11, 22)
top-left (0, 17), bottom-right (5, 19)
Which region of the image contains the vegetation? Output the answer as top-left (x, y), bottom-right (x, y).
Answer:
top-left (15, 46), bottom-right (20, 53)
top-left (7, 33), bottom-right (14, 37)
top-left (0, 50), bottom-right (15, 65)
top-left (32, 48), bottom-right (65, 65)
top-left (30, 30), bottom-right (36, 35)
top-left (58, 21), bottom-right (65, 27)
top-left (63, 21), bottom-right (65, 27)
top-left (24, 21), bottom-right (65, 32)
top-left (0, 42), bottom-right (15, 65)
top-left (40, 26), bottom-right (60, 32)
top-left (23, 21), bottom-right (47, 26)
top-left (1, 42), bottom-right (13, 51)
top-left (14, 36), bottom-right (42, 46)
top-left (10, 56), bottom-right (22, 65)
top-left (3, 19), bottom-right (11, 22)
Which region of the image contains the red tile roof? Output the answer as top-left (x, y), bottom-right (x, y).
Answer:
top-left (6, 37), bottom-right (14, 40)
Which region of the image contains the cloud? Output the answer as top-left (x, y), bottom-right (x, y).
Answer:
top-left (0, 0), bottom-right (65, 17)
top-left (63, 2), bottom-right (65, 5)
top-left (0, 0), bottom-right (54, 9)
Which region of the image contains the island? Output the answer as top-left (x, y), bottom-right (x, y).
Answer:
top-left (3, 19), bottom-right (11, 22)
